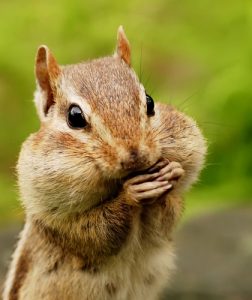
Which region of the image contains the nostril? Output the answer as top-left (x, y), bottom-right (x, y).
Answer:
top-left (130, 148), bottom-right (138, 161)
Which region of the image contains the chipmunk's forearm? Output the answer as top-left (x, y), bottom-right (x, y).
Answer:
top-left (140, 193), bottom-right (183, 243)
top-left (33, 192), bottom-right (135, 268)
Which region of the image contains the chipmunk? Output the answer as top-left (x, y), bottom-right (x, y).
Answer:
top-left (3, 26), bottom-right (206, 300)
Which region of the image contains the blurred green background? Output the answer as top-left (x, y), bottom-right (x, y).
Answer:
top-left (1, 0), bottom-right (251, 225)
top-left (0, 1), bottom-right (252, 299)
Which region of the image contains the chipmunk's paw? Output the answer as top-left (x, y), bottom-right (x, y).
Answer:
top-left (156, 161), bottom-right (185, 186)
top-left (123, 172), bottom-right (172, 206)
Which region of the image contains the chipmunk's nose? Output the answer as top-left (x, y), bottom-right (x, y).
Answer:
top-left (120, 148), bottom-right (143, 171)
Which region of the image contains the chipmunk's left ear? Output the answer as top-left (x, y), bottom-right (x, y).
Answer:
top-left (115, 26), bottom-right (131, 66)
top-left (34, 45), bottom-right (61, 120)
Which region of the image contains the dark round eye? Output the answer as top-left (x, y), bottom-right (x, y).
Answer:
top-left (146, 93), bottom-right (155, 116)
top-left (67, 105), bottom-right (87, 129)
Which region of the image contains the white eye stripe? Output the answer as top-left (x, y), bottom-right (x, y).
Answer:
top-left (138, 84), bottom-right (148, 132)
top-left (61, 78), bottom-right (92, 122)
top-left (139, 84), bottom-right (147, 105)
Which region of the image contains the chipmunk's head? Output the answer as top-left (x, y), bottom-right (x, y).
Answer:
top-left (18, 26), bottom-right (162, 216)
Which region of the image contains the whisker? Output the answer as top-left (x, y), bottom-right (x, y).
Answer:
top-left (143, 73), bottom-right (153, 93)
top-left (198, 121), bottom-right (233, 128)
top-left (176, 91), bottom-right (200, 111)
top-left (139, 43), bottom-right (143, 83)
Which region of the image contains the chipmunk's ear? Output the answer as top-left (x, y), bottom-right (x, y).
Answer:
top-left (34, 45), bottom-right (61, 120)
top-left (115, 26), bottom-right (131, 66)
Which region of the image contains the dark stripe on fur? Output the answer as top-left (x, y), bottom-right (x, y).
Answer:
top-left (9, 249), bottom-right (30, 300)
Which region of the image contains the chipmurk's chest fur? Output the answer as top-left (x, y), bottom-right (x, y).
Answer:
top-left (6, 210), bottom-right (175, 300)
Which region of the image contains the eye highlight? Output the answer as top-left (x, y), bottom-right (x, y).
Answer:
top-left (146, 93), bottom-right (155, 116)
top-left (67, 105), bottom-right (87, 129)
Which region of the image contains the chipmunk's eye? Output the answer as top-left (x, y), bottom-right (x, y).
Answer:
top-left (146, 93), bottom-right (155, 116)
top-left (67, 105), bottom-right (87, 129)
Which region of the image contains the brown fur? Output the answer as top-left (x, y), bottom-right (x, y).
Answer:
top-left (105, 282), bottom-right (117, 296)
top-left (64, 57), bottom-right (141, 140)
top-left (8, 249), bottom-right (30, 300)
top-left (32, 194), bottom-right (135, 269)
top-left (3, 27), bottom-right (206, 300)
top-left (35, 46), bottom-right (60, 115)
top-left (116, 25), bottom-right (131, 66)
